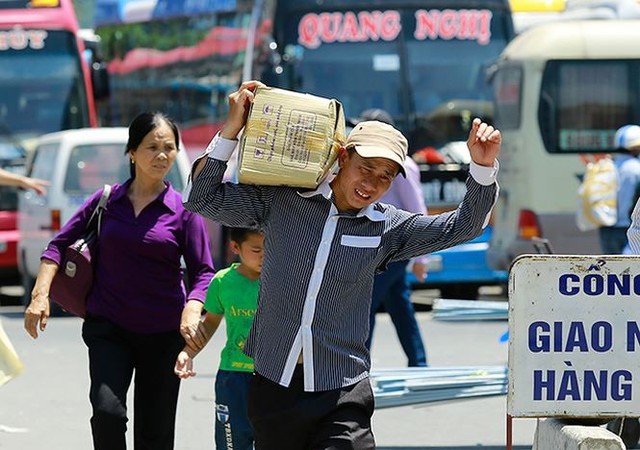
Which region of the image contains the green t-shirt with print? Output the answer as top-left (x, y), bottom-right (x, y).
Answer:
top-left (204, 263), bottom-right (258, 372)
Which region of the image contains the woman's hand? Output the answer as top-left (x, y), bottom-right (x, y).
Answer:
top-left (180, 300), bottom-right (204, 350)
top-left (24, 260), bottom-right (58, 339)
top-left (24, 291), bottom-right (50, 339)
top-left (467, 118), bottom-right (501, 167)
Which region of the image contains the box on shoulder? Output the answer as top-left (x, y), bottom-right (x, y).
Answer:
top-left (238, 87), bottom-right (346, 188)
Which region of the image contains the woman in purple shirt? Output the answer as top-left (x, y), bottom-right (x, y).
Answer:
top-left (24, 112), bottom-right (215, 450)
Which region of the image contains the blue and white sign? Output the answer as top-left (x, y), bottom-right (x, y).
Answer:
top-left (508, 254), bottom-right (640, 417)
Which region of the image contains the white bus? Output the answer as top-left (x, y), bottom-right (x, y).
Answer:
top-left (487, 20), bottom-right (640, 270)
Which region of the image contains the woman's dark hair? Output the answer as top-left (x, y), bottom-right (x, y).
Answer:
top-left (229, 227), bottom-right (263, 244)
top-left (125, 112), bottom-right (180, 178)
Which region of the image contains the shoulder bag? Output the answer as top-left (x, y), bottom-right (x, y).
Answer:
top-left (49, 184), bottom-right (111, 318)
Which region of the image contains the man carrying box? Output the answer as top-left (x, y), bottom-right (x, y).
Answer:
top-left (183, 80), bottom-right (501, 449)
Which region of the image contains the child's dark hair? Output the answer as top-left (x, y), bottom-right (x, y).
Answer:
top-left (229, 227), bottom-right (263, 244)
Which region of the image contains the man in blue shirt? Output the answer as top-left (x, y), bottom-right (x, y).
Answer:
top-left (602, 125), bottom-right (640, 254)
top-left (353, 109), bottom-right (429, 367)
top-left (184, 80), bottom-right (501, 449)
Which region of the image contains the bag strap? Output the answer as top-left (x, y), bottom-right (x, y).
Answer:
top-left (86, 184), bottom-right (112, 236)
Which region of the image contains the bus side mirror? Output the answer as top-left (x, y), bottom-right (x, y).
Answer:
top-left (91, 62), bottom-right (110, 101)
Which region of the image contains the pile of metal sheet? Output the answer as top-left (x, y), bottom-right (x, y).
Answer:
top-left (371, 365), bottom-right (508, 409)
top-left (432, 298), bottom-right (508, 321)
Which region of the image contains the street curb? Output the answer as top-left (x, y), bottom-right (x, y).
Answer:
top-left (533, 418), bottom-right (625, 450)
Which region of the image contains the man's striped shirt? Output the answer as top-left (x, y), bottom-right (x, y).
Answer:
top-left (183, 136), bottom-right (499, 392)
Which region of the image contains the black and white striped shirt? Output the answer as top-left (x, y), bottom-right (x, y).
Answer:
top-left (183, 136), bottom-right (499, 392)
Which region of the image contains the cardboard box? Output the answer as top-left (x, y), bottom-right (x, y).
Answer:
top-left (238, 86), bottom-right (346, 188)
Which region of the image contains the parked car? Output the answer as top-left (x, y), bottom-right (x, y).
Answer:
top-left (18, 127), bottom-right (192, 306)
top-left (0, 137), bottom-right (29, 285)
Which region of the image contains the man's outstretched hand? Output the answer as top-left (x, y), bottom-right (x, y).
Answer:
top-left (467, 118), bottom-right (501, 167)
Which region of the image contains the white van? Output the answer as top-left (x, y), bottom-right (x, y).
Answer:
top-left (18, 127), bottom-right (192, 302)
top-left (487, 20), bottom-right (640, 270)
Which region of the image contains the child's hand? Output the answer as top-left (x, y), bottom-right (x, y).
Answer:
top-left (174, 351), bottom-right (196, 378)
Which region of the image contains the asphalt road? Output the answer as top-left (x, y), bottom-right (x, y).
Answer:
top-left (0, 287), bottom-right (536, 449)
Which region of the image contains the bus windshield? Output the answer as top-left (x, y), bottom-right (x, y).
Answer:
top-left (270, 6), bottom-right (513, 154)
top-left (95, 7), bottom-right (255, 157)
top-left (0, 28), bottom-right (91, 140)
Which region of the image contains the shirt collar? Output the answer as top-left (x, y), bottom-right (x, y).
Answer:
top-left (297, 176), bottom-right (386, 222)
top-left (112, 179), bottom-right (177, 213)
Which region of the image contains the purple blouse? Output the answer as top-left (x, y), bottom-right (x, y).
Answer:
top-left (42, 180), bottom-right (215, 333)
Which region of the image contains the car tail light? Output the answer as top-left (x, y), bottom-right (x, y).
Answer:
top-left (518, 209), bottom-right (541, 239)
top-left (51, 209), bottom-right (61, 232)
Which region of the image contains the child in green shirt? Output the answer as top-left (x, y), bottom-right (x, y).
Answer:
top-left (175, 227), bottom-right (264, 450)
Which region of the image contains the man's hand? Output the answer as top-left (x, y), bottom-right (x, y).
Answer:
top-left (220, 80), bottom-right (267, 140)
top-left (412, 261), bottom-right (428, 283)
top-left (467, 118), bottom-right (501, 167)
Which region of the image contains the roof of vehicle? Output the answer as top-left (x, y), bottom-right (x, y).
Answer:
top-left (500, 19), bottom-right (640, 61)
top-left (36, 127), bottom-right (130, 146)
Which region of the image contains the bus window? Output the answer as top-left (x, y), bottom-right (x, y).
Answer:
top-left (0, 29), bottom-right (91, 139)
top-left (406, 9), bottom-right (511, 148)
top-left (271, 3), bottom-right (514, 155)
top-left (487, 21), bottom-right (640, 272)
top-left (539, 60), bottom-right (636, 153)
top-left (493, 64), bottom-right (523, 130)
top-left (277, 40), bottom-right (405, 125)
top-left (0, 0), bottom-right (97, 143)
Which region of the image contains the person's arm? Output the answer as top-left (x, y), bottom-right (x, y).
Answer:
top-left (174, 312), bottom-right (223, 379)
top-left (22, 189), bottom-right (106, 338)
top-left (182, 81), bottom-right (276, 228)
top-left (23, 259), bottom-right (58, 339)
top-left (467, 118), bottom-right (501, 167)
top-left (388, 119), bottom-right (500, 262)
top-left (179, 212), bottom-right (216, 344)
top-left (0, 168), bottom-right (49, 195)
top-left (190, 80), bottom-right (264, 179)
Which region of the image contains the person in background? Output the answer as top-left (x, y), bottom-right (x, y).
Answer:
top-left (23, 112), bottom-right (215, 450)
top-left (175, 227), bottom-right (264, 450)
top-left (0, 168), bottom-right (48, 195)
top-left (601, 125), bottom-right (640, 253)
top-left (353, 109), bottom-right (429, 367)
top-left (183, 80), bottom-right (500, 448)
top-left (0, 168), bottom-right (48, 387)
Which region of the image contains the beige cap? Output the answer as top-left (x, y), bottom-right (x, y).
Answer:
top-left (346, 120), bottom-right (408, 177)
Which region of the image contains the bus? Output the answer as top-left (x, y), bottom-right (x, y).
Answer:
top-left (94, 0), bottom-right (515, 291)
top-left (95, 0), bottom-right (515, 167)
top-left (252, 0), bottom-right (516, 297)
top-left (94, 0), bottom-right (267, 160)
top-left (0, 0), bottom-right (108, 287)
top-left (0, 0), bottom-right (109, 148)
top-left (267, 0), bottom-right (514, 157)
top-left (487, 20), bottom-right (640, 271)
